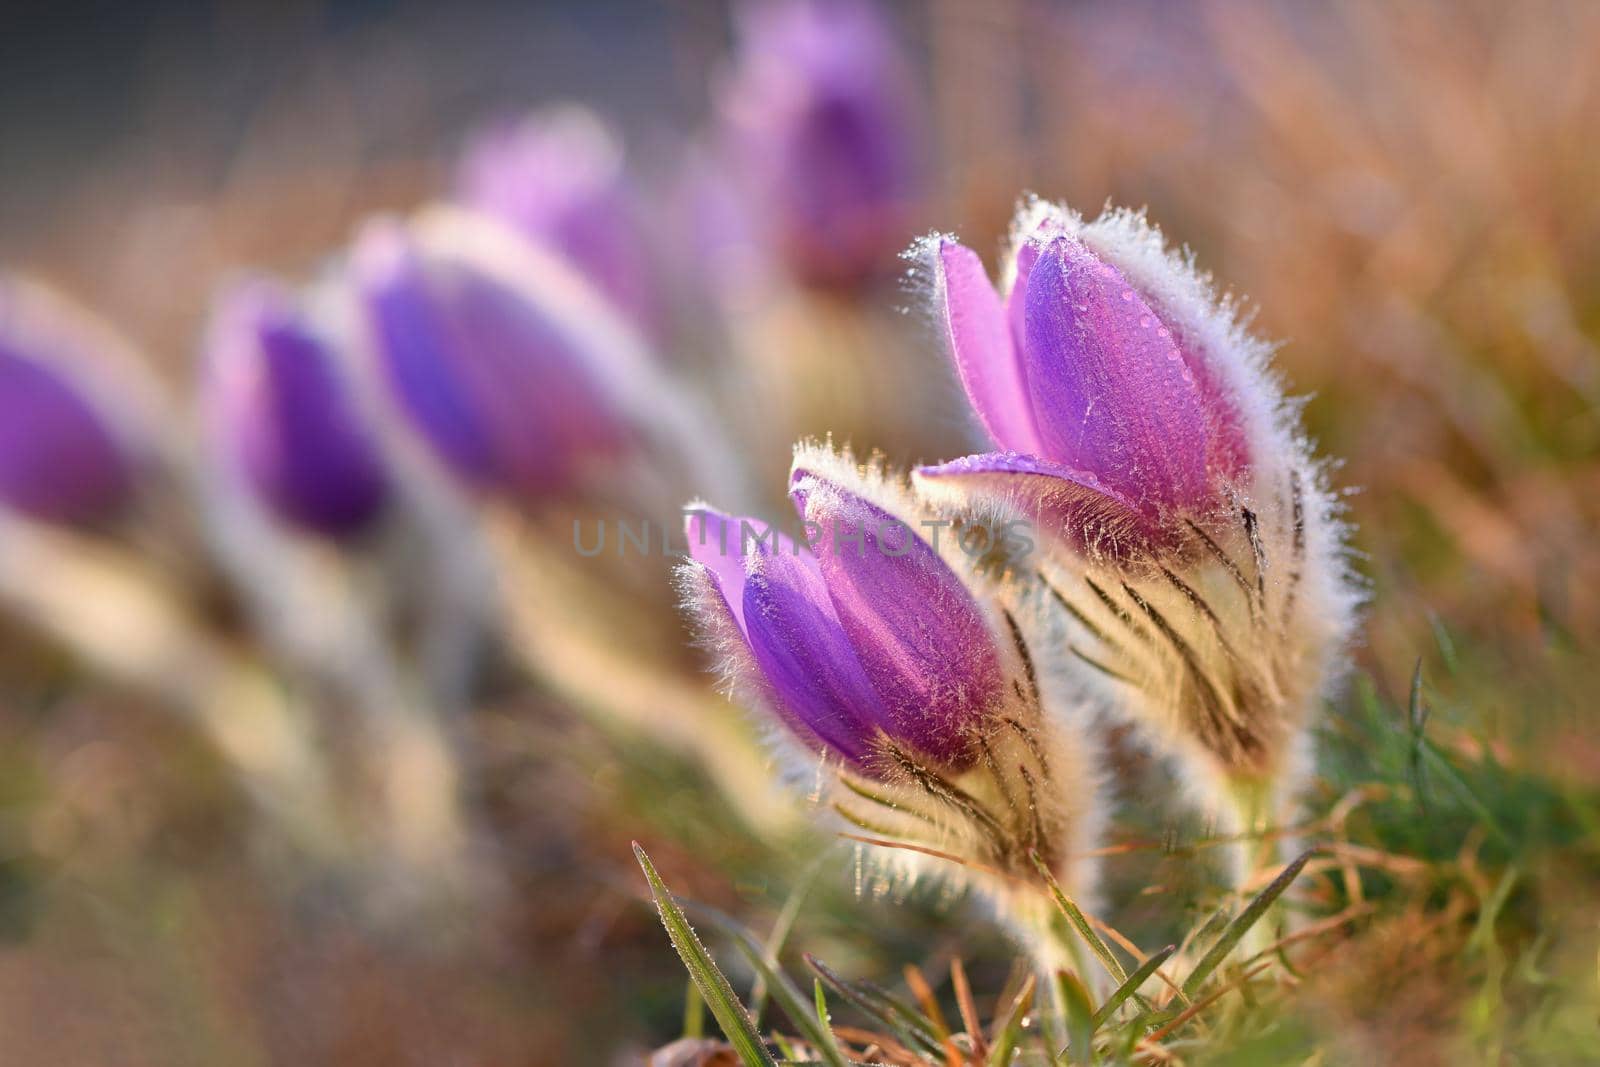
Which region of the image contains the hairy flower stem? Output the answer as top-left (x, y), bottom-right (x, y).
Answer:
top-left (1223, 776), bottom-right (1296, 958)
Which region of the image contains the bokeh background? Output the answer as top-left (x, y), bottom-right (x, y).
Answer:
top-left (1, 0), bottom-right (1597, 1063)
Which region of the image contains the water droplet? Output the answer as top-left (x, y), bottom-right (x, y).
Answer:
top-left (1139, 316), bottom-right (1152, 328)
top-left (1121, 289), bottom-right (1135, 302)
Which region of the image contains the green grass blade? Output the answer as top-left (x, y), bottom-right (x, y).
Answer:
top-left (1055, 970), bottom-right (1096, 1065)
top-left (674, 900), bottom-right (850, 1067)
top-left (813, 979), bottom-right (831, 1043)
top-left (1180, 848), bottom-right (1316, 997)
top-left (986, 973), bottom-right (1036, 1067)
top-left (805, 954), bottom-right (945, 1060)
top-left (1419, 740), bottom-right (1513, 846)
top-left (1408, 659), bottom-right (1432, 818)
top-left (683, 980), bottom-right (705, 1039)
top-left (634, 843), bottom-right (777, 1067)
top-left (1091, 945), bottom-right (1177, 1029)
top-left (1029, 851), bottom-right (1129, 985)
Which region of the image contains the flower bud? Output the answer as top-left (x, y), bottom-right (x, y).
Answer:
top-left (0, 278), bottom-right (140, 524)
top-left (917, 207), bottom-right (1250, 558)
top-left (349, 208), bottom-right (639, 505)
top-left (456, 107), bottom-right (660, 334)
top-left (680, 444), bottom-right (1101, 932)
top-left (716, 0), bottom-right (923, 288)
top-left (203, 279), bottom-right (391, 538)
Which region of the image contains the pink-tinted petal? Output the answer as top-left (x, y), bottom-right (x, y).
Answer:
top-left (1021, 235), bottom-right (1213, 512)
top-left (1006, 237), bottom-right (1039, 360)
top-left (936, 239), bottom-right (1040, 453)
top-left (916, 451), bottom-right (1172, 561)
top-left (1177, 339), bottom-right (1252, 485)
top-left (1005, 213), bottom-right (1069, 359)
top-left (684, 507), bottom-right (803, 635)
top-left (793, 475), bottom-right (1001, 767)
top-left (684, 508), bottom-right (750, 635)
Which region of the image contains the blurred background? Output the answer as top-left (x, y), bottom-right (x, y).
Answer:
top-left (1, 0), bottom-right (1597, 1063)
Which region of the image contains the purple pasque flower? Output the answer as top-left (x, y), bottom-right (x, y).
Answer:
top-left (682, 469), bottom-right (1003, 772)
top-left (679, 444), bottom-right (1104, 921)
top-left (916, 204), bottom-right (1253, 559)
top-left (349, 208), bottom-right (636, 505)
top-left (0, 278), bottom-right (139, 524)
top-left (456, 107), bottom-right (661, 335)
top-left (717, 0), bottom-right (924, 288)
top-left (203, 279), bottom-right (391, 538)
top-left (918, 203), bottom-right (1359, 857)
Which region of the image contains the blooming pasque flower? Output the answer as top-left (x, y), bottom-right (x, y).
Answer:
top-left (0, 278), bottom-right (141, 523)
top-left (349, 208), bottom-right (647, 506)
top-left (203, 280), bottom-right (391, 538)
top-left (680, 444), bottom-right (1101, 950)
top-left (717, 0), bottom-right (924, 288)
top-left (456, 107), bottom-right (661, 335)
top-left (916, 201), bottom-right (1358, 862)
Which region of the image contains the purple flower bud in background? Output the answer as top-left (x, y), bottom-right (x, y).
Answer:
top-left (717, 0), bottom-right (924, 288)
top-left (0, 279), bottom-right (138, 524)
top-left (203, 280), bottom-right (391, 538)
top-left (349, 210), bottom-right (634, 505)
top-left (917, 205), bottom-right (1252, 559)
top-left (681, 459), bottom-right (1005, 775)
top-left (456, 108), bottom-right (661, 335)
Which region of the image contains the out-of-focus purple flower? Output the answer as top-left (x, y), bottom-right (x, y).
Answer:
top-left (349, 211), bottom-right (633, 505)
top-left (456, 108), bottom-right (661, 335)
top-left (917, 207), bottom-right (1250, 559)
top-left (204, 280), bottom-right (391, 538)
top-left (0, 280), bottom-right (138, 524)
top-left (718, 0), bottom-right (924, 288)
top-left (682, 467), bottom-right (1003, 774)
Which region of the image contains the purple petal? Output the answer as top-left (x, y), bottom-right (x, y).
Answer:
top-left (720, 0), bottom-right (923, 287)
top-left (936, 239), bottom-right (1041, 454)
top-left (1006, 238), bottom-right (1041, 360)
top-left (1178, 339), bottom-right (1252, 485)
top-left (353, 225), bottom-right (501, 486)
top-left (793, 475), bottom-right (1001, 767)
top-left (0, 349), bottom-right (131, 524)
top-left (1021, 235), bottom-right (1214, 512)
top-left (916, 451), bottom-right (1171, 560)
top-left (207, 281), bottom-right (390, 538)
top-left (456, 111), bottom-right (660, 335)
top-left (742, 547), bottom-right (883, 764)
top-left (0, 291), bottom-right (134, 524)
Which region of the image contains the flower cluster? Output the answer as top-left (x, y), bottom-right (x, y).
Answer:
top-left (0, 0), bottom-right (1356, 991)
top-left (678, 197), bottom-right (1358, 964)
